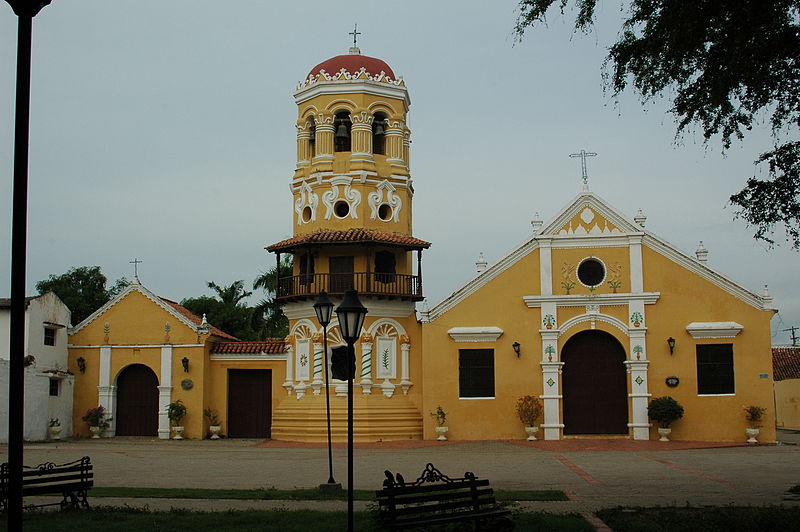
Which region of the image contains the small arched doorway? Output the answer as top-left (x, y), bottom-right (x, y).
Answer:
top-left (115, 364), bottom-right (159, 436)
top-left (561, 330), bottom-right (628, 435)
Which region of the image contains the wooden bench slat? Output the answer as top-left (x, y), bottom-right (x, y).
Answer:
top-left (377, 478), bottom-right (490, 497)
top-left (378, 488), bottom-right (494, 507)
top-left (21, 464), bottom-right (91, 477)
top-left (390, 508), bottom-right (511, 529)
top-left (22, 481), bottom-right (94, 497)
top-left (21, 473), bottom-right (94, 487)
top-left (1, 456), bottom-right (93, 513)
top-left (387, 497), bottom-right (498, 517)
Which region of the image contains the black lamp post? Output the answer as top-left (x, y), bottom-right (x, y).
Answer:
top-left (313, 291), bottom-right (340, 491)
top-left (4, 1), bottom-right (51, 529)
top-left (335, 289), bottom-right (367, 532)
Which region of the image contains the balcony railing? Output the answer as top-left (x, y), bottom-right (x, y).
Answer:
top-left (276, 272), bottom-right (423, 301)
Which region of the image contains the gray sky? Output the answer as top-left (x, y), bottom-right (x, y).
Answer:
top-left (1, 1), bottom-right (797, 345)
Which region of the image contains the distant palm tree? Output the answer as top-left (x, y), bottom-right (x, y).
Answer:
top-left (207, 280), bottom-right (252, 307)
top-left (252, 257), bottom-right (292, 339)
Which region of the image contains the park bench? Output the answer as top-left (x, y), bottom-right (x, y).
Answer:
top-left (0, 456), bottom-right (93, 512)
top-left (376, 462), bottom-right (514, 530)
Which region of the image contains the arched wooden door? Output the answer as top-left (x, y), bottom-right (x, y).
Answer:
top-left (115, 364), bottom-right (159, 436)
top-left (561, 330), bottom-right (628, 435)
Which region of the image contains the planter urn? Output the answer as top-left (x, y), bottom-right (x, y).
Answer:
top-left (657, 427), bottom-right (671, 441)
top-left (524, 426), bottom-right (539, 441)
top-left (89, 426), bottom-right (101, 439)
top-left (209, 425), bottom-right (221, 440)
top-left (435, 426), bottom-right (448, 441)
top-left (746, 427), bottom-right (760, 444)
top-left (172, 426), bottom-right (185, 440)
top-left (48, 426), bottom-right (62, 440)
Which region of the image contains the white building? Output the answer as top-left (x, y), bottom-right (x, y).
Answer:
top-left (0, 292), bottom-right (74, 441)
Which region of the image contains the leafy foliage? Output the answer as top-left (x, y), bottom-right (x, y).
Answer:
top-left (515, 0), bottom-right (800, 247)
top-left (647, 396), bottom-right (684, 428)
top-left (251, 256), bottom-right (292, 340)
top-left (35, 266), bottom-right (128, 324)
top-left (181, 281), bottom-right (255, 340)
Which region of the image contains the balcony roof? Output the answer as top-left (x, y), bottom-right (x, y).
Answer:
top-left (266, 228), bottom-right (431, 252)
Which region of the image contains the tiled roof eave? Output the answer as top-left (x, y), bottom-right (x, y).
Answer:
top-left (266, 230), bottom-right (431, 252)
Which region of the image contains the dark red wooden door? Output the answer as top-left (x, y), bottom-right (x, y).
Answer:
top-left (227, 369), bottom-right (272, 438)
top-left (561, 330), bottom-right (629, 435)
top-left (329, 256), bottom-right (354, 293)
top-left (115, 364), bottom-right (159, 436)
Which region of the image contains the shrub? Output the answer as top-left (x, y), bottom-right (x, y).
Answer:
top-left (168, 400), bottom-right (187, 426)
top-left (647, 396), bottom-right (684, 428)
top-left (516, 395), bottom-right (543, 426)
top-left (429, 406), bottom-right (446, 427)
top-left (82, 406), bottom-right (111, 429)
top-left (744, 405), bottom-right (766, 427)
top-left (203, 408), bottom-right (221, 426)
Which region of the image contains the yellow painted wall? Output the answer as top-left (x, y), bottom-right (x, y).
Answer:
top-left (775, 379), bottom-right (800, 429)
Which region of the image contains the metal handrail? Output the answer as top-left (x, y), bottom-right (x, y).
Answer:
top-left (276, 272), bottom-right (422, 300)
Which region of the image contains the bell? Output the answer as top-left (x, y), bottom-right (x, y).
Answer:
top-left (309, 129), bottom-right (315, 141)
top-left (336, 123), bottom-right (349, 138)
top-left (374, 122), bottom-right (385, 136)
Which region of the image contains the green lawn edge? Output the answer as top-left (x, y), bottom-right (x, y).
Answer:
top-left (90, 486), bottom-right (568, 502)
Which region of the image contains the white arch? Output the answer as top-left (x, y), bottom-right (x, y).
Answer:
top-left (368, 317), bottom-right (407, 338)
top-left (290, 318), bottom-right (318, 338)
top-left (558, 313), bottom-right (629, 338)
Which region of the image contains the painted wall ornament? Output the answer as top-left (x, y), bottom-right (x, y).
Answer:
top-left (630, 312), bottom-right (644, 327)
top-left (164, 321), bottom-right (171, 343)
top-left (543, 314), bottom-right (556, 329)
top-left (561, 262), bottom-right (576, 294)
top-left (322, 176), bottom-right (361, 220)
top-left (294, 181), bottom-right (319, 225)
top-left (103, 322), bottom-right (110, 344)
top-left (367, 179), bottom-right (402, 222)
top-left (633, 345), bottom-right (643, 360)
top-left (607, 261), bottom-right (623, 292)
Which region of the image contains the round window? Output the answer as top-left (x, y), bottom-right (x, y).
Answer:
top-left (577, 258), bottom-right (605, 287)
top-left (378, 204), bottom-right (392, 221)
top-left (301, 206), bottom-right (312, 223)
top-left (334, 201), bottom-right (350, 218)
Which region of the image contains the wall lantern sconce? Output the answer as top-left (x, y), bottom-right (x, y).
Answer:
top-left (512, 342), bottom-right (521, 358)
top-left (76, 357), bottom-right (86, 373)
top-left (181, 357), bottom-right (190, 373)
top-left (667, 337), bottom-right (676, 355)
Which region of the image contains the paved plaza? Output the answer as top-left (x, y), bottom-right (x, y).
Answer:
top-left (4, 429), bottom-right (799, 515)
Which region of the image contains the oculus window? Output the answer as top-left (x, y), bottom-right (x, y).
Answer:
top-left (577, 258), bottom-right (605, 287)
top-left (459, 349), bottom-right (495, 398)
top-left (696, 344), bottom-right (735, 394)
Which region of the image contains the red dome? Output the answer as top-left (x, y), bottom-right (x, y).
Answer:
top-left (307, 52), bottom-right (395, 80)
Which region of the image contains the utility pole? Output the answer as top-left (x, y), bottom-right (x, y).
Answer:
top-left (783, 326), bottom-right (799, 347)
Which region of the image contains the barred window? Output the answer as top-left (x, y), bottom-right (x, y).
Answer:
top-left (459, 349), bottom-right (495, 398)
top-left (696, 344), bottom-right (735, 395)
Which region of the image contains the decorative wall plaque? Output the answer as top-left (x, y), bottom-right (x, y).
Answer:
top-left (665, 376), bottom-right (679, 388)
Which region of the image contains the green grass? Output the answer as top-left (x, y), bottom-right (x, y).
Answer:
top-left (597, 506), bottom-right (800, 532)
top-left (91, 486), bottom-right (568, 502)
top-left (5, 507), bottom-right (592, 532)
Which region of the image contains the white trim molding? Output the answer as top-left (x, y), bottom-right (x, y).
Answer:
top-left (685, 322), bottom-right (744, 338)
top-left (524, 292), bottom-right (660, 308)
top-left (447, 327), bottom-right (504, 342)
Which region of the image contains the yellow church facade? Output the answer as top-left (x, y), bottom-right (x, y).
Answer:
top-left (67, 47), bottom-right (777, 444)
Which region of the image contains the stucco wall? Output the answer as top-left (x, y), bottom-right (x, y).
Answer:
top-left (775, 378), bottom-right (800, 429)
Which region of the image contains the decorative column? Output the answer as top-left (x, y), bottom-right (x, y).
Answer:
top-left (385, 119), bottom-right (405, 167)
top-left (539, 239), bottom-right (553, 296)
top-left (359, 333), bottom-right (373, 394)
top-left (296, 122), bottom-right (311, 168)
top-left (402, 127), bottom-right (411, 171)
top-left (539, 303), bottom-right (563, 440)
top-left (399, 336), bottom-right (413, 394)
top-left (350, 110), bottom-right (373, 163)
top-left (283, 342), bottom-right (294, 396)
top-left (97, 346), bottom-right (115, 436)
top-left (311, 333), bottom-right (323, 395)
top-left (157, 345), bottom-right (173, 439)
top-left (629, 235), bottom-right (644, 293)
top-left (626, 309), bottom-right (651, 440)
top-left (313, 113), bottom-right (335, 166)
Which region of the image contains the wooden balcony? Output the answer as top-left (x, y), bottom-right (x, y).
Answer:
top-left (276, 272), bottom-right (423, 302)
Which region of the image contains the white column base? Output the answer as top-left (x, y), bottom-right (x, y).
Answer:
top-left (400, 380), bottom-right (413, 395)
top-left (360, 378), bottom-right (373, 394)
top-left (157, 385), bottom-right (172, 439)
top-left (380, 379), bottom-right (395, 398)
top-left (541, 424), bottom-right (564, 440)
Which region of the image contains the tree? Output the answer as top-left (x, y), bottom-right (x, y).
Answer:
top-left (515, 0), bottom-right (800, 247)
top-left (181, 280), bottom-right (256, 340)
top-left (252, 256), bottom-right (292, 340)
top-left (35, 266), bottom-right (128, 324)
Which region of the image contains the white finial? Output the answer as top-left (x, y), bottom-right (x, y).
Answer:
top-left (476, 252), bottom-right (488, 273)
top-left (201, 313), bottom-right (208, 326)
top-left (531, 212), bottom-right (543, 232)
top-left (634, 208), bottom-right (647, 228)
top-left (762, 284), bottom-right (773, 307)
top-left (695, 241), bottom-right (708, 263)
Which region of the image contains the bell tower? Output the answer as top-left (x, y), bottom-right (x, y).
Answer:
top-left (267, 46), bottom-right (429, 442)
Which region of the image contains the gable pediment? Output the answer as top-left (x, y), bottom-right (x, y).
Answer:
top-left (538, 192), bottom-right (643, 238)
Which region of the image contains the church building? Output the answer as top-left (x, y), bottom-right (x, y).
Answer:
top-left (68, 46), bottom-right (777, 443)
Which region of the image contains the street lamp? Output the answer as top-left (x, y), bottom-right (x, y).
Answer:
top-left (313, 291), bottom-right (340, 491)
top-left (335, 289), bottom-right (367, 532)
top-left (4, 1), bottom-right (52, 529)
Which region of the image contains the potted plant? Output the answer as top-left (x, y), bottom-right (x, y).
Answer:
top-left (744, 405), bottom-right (766, 443)
top-left (648, 396), bottom-right (684, 441)
top-left (516, 395), bottom-right (543, 441)
top-left (204, 407), bottom-right (222, 440)
top-left (82, 406), bottom-right (111, 439)
top-left (430, 406), bottom-right (448, 441)
top-left (168, 399), bottom-right (187, 440)
top-left (48, 418), bottom-right (62, 441)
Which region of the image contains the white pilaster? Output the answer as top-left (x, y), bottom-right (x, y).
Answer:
top-left (540, 325), bottom-right (563, 440)
top-left (283, 345), bottom-right (294, 395)
top-left (360, 341), bottom-right (373, 394)
top-left (97, 346), bottom-right (114, 436)
top-left (539, 239), bottom-right (553, 296)
top-left (158, 345), bottom-right (173, 439)
top-left (629, 235), bottom-right (643, 293)
top-left (625, 356), bottom-right (651, 440)
top-left (399, 342), bottom-right (412, 394)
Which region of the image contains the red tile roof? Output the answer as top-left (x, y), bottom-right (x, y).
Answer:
top-left (267, 229), bottom-right (431, 252)
top-left (211, 340), bottom-right (286, 354)
top-left (773, 346), bottom-right (800, 381)
top-left (160, 298), bottom-right (240, 342)
top-left (308, 53), bottom-right (395, 80)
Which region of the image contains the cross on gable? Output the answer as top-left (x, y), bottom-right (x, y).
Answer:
top-left (570, 149), bottom-right (597, 190)
top-left (129, 257), bottom-right (142, 279)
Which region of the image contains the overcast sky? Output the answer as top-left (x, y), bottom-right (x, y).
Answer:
top-left (1, 1), bottom-right (797, 344)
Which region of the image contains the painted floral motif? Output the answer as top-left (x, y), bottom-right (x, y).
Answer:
top-left (381, 348), bottom-right (390, 370)
top-left (630, 312), bottom-right (644, 327)
top-left (633, 345), bottom-right (643, 360)
top-left (103, 322), bottom-right (110, 343)
top-left (543, 314), bottom-right (556, 329)
top-left (164, 321), bottom-right (171, 343)
top-left (547, 378), bottom-right (555, 387)
top-left (561, 262), bottom-right (576, 294)
top-left (299, 354), bottom-right (308, 367)
top-left (635, 376), bottom-right (644, 385)
top-left (607, 261), bottom-right (623, 292)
